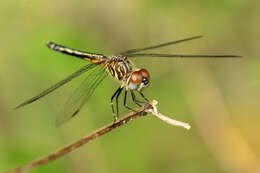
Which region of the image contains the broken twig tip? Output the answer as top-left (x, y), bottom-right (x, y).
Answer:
top-left (147, 100), bottom-right (191, 130)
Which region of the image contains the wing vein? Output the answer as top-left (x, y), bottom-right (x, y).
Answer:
top-left (14, 63), bottom-right (98, 110)
top-left (126, 53), bottom-right (242, 58)
top-left (120, 35), bottom-right (203, 55)
top-left (55, 65), bottom-right (108, 126)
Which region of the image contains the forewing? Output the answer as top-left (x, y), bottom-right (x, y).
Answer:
top-left (14, 63), bottom-right (98, 110)
top-left (55, 65), bottom-right (108, 126)
top-left (120, 35), bottom-right (202, 55)
top-left (126, 53), bottom-right (241, 58)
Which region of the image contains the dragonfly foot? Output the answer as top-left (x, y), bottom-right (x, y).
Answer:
top-left (113, 114), bottom-right (119, 123)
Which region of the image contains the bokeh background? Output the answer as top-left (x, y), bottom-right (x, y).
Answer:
top-left (0, 0), bottom-right (259, 173)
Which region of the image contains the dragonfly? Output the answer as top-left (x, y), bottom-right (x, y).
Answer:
top-left (14, 35), bottom-right (241, 126)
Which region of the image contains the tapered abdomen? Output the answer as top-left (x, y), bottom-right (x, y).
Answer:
top-left (47, 42), bottom-right (108, 64)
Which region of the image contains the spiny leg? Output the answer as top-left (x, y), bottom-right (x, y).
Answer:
top-left (123, 89), bottom-right (137, 112)
top-left (130, 90), bottom-right (142, 107)
top-left (115, 87), bottom-right (123, 121)
top-left (111, 87), bottom-right (122, 119)
top-left (139, 91), bottom-right (149, 102)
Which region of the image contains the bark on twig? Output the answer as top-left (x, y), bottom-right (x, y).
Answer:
top-left (6, 100), bottom-right (190, 173)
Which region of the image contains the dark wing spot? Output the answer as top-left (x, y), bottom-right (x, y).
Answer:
top-left (72, 109), bottom-right (80, 117)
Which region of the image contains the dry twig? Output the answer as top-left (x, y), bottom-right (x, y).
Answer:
top-left (6, 100), bottom-right (190, 173)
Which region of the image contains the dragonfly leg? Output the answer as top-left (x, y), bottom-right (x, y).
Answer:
top-left (111, 87), bottom-right (122, 120)
top-left (115, 87), bottom-right (123, 120)
top-left (139, 91), bottom-right (149, 102)
top-left (130, 90), bottom-right (143, 107)
top-left (123, 89), bottom-right (138, 112)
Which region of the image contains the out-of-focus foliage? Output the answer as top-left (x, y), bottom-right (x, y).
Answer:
top-left (0, 0), bottom-right (259, 173)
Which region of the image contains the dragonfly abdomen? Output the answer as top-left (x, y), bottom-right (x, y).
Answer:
top-left (47, 42), bottom-right (108, 64)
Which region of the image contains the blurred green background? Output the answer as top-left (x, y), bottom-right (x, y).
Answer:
top-left (1, 0), bottom-right (259, 172)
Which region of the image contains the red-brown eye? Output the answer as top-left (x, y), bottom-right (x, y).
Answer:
top-left (139, 68), bottom-right (150, 79)
top-left (130, 71), bottom-right (142, 84)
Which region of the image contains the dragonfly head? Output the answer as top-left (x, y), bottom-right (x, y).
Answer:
top-left (128, 68), bottom-right (150, 91)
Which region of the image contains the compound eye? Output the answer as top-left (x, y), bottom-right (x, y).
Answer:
top-left (139, 68), bottom-right (150, 79)
top-left (142, 77), bottom-right (149, 85)
top-left (130, 71), bottom-right (142, 84)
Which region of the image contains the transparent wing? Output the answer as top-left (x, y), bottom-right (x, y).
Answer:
top-left (14, 63), bottom-right (98, 110)
top-left (125, 53), bottom-right (241, 58)
top-left (120, 35), bottom-right (241, 58)
top-left (55, 65), bottom-right (108, 126)
top-left (120, 35), bottom-right (202, 55)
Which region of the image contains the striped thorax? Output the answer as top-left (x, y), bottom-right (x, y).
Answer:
top-left (106, 56), bottom-right (133, 83)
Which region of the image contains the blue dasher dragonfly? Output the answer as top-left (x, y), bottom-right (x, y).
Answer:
top-left (14, 36), bottom-right (241, 126)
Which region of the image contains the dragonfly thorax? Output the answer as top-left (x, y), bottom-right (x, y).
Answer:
top-left (106, 56), bottom-right (133, 82)
top-left (127, 68), bottom-right (150, 91)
